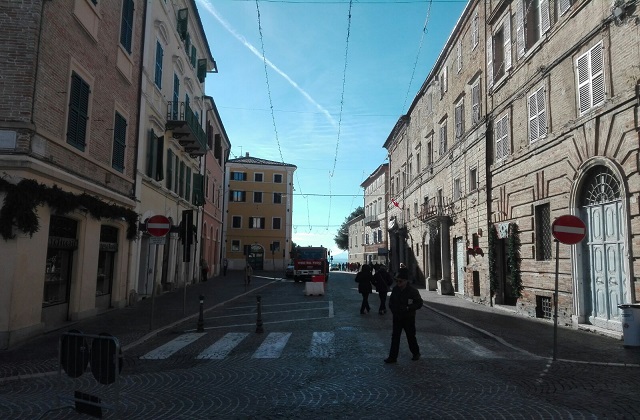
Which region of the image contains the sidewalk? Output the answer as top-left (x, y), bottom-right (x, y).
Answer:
top-left (420, 289), bottom-right (640, 367)
top-left (0, 270), bottom-right (281, 381)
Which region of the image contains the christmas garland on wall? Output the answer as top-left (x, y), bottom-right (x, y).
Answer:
top-left (488, 224), bottom-right (498, 296)
top-left (507, 223), bottom-right (523, 298)
top-left (0, 178), bottom-right (138, 240)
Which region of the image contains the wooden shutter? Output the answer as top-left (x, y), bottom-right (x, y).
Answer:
top-left (186, 167), bottom-right (191, 201)
top-left (166, 148), bottom-right (173, 190)
top-left (155, 42), bottom-right (163, 87)
top-left (590, 42), bottom-right (605, 107)
top-left (67, 73), bottom-right (90, 151)
top-left (197, 59), bottom-right (207, 83)
top-left (487, 37), bottom-right (494, 89)
top-left (576, 52), bottom-right (591, 114)
top-left (516, 0), bottom-right (525, 59)
top-left (528, 91), bottom-right (539, 142)
top-left (120, 0), bottom-right (134, 53)
top-left (541, 0), bottom-right (551, 34)
top-left (536, 88), bottom-right (547, 138)
top-left (472, 82), bottom-right (480, 124)
top-left (112, 112), bottom-right (127, 172)
top-left (503, 13), bottom-right (512, 71)
top-left (156, 135), bottom-right (164, 181)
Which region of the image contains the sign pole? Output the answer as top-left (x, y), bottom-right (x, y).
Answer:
top-left (553, 239), bottom-right (559, 361)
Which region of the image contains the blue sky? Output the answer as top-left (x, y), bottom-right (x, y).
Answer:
top-left (197, 0), bottom-right (467, 262)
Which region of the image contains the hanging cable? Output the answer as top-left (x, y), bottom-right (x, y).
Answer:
top-left (329, 0), bottom-right (353, 178)
top-left (402, 0), bottom-right (432, 111)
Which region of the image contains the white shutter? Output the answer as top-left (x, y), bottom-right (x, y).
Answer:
top-left (472, 11), bottom-right (479, 49)
top-left (503, 114), bottom-right (510, 157)
top-left (516, 0), bottom-right (525, 59)
top-left (590, 42), bottom-right (605, 107)
top-left (457, 40), bottom-right (462, 72)
top-left (503, 13), bottom-right (512, 71)
top-left (537, 88), bottom-right (547, 138)
top-left (528, 92), bottom-right (539, 143)
top-left (541, 0), bottom-right (551, 34)
top-left (576, 53), bottom-right (590, 114)
top-left (559, 0), bottom-right (572, 16)
top-left (444, 65), bottom-right (448, 93)
top-left (487, 36), bottom-right (494, 89)
top-left (472, 82), bottom-right (480, 123)
top-left (495, 117), bottom-right (503, 160)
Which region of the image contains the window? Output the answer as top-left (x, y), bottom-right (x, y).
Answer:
top-left (190, 45), bottom-right (197, 67)
top-left (231, 240), bottom-right (240, 252)
top-left (166, 148), bottom-right (173, 190)
top-left (172, 74), bottom-right (179, 119)
top-left (273, 174), bottom-right (283, 183)
top-left (173, 154), bottom-right (179, 193)
top-left (254, 191), bottom-right (262, 203)
top-left (120, 0), bottom-right (134, 53)
top-left (426, 138), bottom-right (432, 166)
top-left (469, 167), bottom-right (478, 191)
top-left (231, 172), bottom-right (247, 181)
top-left (154, 41), bottom-right (163, 88)
top-left (254, 173), bottom-right (263, 182)
top-left (453, 178), bottom-right (461, 200)
top-left (558, 0), bottom-right (573, 16)
top-left (455, 99), bottom-right (464, 139)
top-left (535, 203), bottom-right (552, 260)
top-left (67, 72), bottom-right (90, 151)
top-left (495, 114), bottom-right (510, 161)
top-left (528, 86), bottom-right (547, 143)
top-left (185, 167), bottom-right (191, 201)
top-left (146, 130), bottom-right (164, 181)
top-left (273, 192), bottom-right (282, 204)
top-left (576, 42), bottom-right (605, 115)
top-left (487, 13), bottom-right (511, 89)
top-left (416, 152), bottom-right (421, 173)
top-left (249, 217), bottom-right (265, 229)
top-left (230, 191), bottom-right (246, 202)
top-left (472, 11), bottom-right (479, 50)
top-left (273, 218), bottom-right (281, 229)
top-left (232, 216), bottom-right (241, 228)
top-left (472, 80), bottom-right (481, 124)
top-left (516, 0), bottom-right (550, 59)
top-left (439, 120), bottom-right (448, 156)
top-left (271, 241), bottom-right (280, 251)
top-left (112, 112), bottom-right (127, 172)
top-left (365, 233), bottom-right (369, 245)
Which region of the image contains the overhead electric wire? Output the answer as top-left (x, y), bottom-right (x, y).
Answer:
top-left (402, 0), bottom-right (432, 110)
top-left (329, 0), bottom-right (353, 178)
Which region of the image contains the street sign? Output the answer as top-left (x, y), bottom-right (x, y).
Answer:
top-left (146, 215), bottom-right (171, 237)
top-left (552, 215), bottom-right (586, 245)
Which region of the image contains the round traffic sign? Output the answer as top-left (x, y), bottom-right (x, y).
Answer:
top-left (146, 215), bottom-right (171, 237)
top-left (552, 215), bottom-right (586, 245)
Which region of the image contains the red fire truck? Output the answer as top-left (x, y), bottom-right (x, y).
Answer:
top-left (292, 246), bottom-right (329, 283)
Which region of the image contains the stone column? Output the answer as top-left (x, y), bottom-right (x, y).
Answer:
top-left (437, 218), bottom-right (454, 295)
top-left (427, 226), bottom-right (438, 291)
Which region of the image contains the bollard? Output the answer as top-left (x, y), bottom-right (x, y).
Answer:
top-left (197, 295), bottom-right (205, 332)
top-left (256, 295), bottom-right (264, 333)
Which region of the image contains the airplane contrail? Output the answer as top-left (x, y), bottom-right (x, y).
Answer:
top-left (196, 0), bottom-right (338, 129)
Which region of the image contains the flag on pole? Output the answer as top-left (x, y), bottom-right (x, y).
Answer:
top-left (391, 199), bottom-right (401, 209)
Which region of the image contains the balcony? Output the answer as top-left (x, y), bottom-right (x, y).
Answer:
top-left (418, 197), bottom-right (455, 223)
top-left (364, 215), bottom-right (380, 228)
top-left (166, 101), bottom-right (207, 156)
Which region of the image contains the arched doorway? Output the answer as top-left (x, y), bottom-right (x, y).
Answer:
top-left (579, 165), bottom-right (627, 330)
top-left (248, 244), bottom-right (264, 270)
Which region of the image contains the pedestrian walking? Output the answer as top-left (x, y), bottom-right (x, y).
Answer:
top-left (384, 267), bottom-right (423, 363)
top-left (373, 265), bottom-right (393, 315)
top-left (223, 258), bottom-right (228, 276)
top-left (200, 258), bottom-right (209, 282)
top-left (355, 264), bottom-right (374, 314)
top-left (245, 263), bottom-right (253, 286)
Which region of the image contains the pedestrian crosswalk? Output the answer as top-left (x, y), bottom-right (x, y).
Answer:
top-left (139, 330), bottom-right (518, 361)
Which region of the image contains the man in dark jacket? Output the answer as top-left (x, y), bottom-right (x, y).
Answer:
top-left (385, 267), bottom-right (423, 363)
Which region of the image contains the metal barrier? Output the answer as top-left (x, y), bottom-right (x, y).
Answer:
top-left (50, 330), bottom-right (123, 418)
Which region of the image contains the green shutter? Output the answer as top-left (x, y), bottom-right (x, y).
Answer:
top-left (197, 59), bottom-right (207, 83)
top-left (67, 73), bottom-right (89, 151)
top-left (156, 135), bottom-right (164, 181)
top-left (192, 173), bottom-right (204, 206)
top-left (186, 167), bottom-right (191, 201)
top-left (112, 112), bottom-right (127, 172)
top-left (166, 148), bottom-right (173, 190)
top-left (146, 129), bottom-right (154, 177)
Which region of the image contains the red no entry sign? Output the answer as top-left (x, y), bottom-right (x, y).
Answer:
top-left (552, 215), bottom-right (586, 245)
top-left (146, 215), bottom-right (171, 237)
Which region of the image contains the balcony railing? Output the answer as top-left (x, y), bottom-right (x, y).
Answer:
top-left (364, 215), bottom-right (380, 227)
top-left (418, 197), bottom-right (455, 222)
top-left (166, 101), bottom-right (207, 156)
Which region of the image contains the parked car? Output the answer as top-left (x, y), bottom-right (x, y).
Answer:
top-left (285, 265), bottom-right (294, 278)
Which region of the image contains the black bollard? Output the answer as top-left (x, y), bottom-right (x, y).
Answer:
top-left (197, 294), bottom-right (205, 332)
top-left (256, 295), bottom-right (264, 333)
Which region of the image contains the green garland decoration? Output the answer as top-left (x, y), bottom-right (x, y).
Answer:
top-left (0, 178), bottom-right (138, 240)
top-left (488, 224), bottom-right (498, 296)
top-left (507, 223), bottom-right (523, 298)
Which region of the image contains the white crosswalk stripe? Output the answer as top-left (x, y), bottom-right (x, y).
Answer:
top-left (140, 332), bottom-right (206, 360)
top-left (197, 332), bottom-right (249, 360)
top-left (139, 331), bottom-right (507, 361)
top-left (252, 332), bottom-right (291, 359)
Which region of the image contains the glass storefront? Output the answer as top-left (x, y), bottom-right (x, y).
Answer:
top-left (43, 216), bottom-right (78, 307)
top-left (97, 225), bottom-right (118, 297)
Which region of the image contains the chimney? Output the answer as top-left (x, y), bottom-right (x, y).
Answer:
top-left (245, 152), bottom-right (249, 157)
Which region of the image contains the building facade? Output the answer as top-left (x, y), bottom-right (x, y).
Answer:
top-left (223, 153), bottom-right (296, 271)
top-left (201, 96), bottom-right (230, 277)
top-left (377, 0), bottom-right (639, 336)
top-left (133, 0), bottom-right (216, 298)
top-left (0, 0), bottom-right (144, 348)
top-left (361, 164), bottom-right (389, 267)
top-left (347, 214), bottom-right (365, 268)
